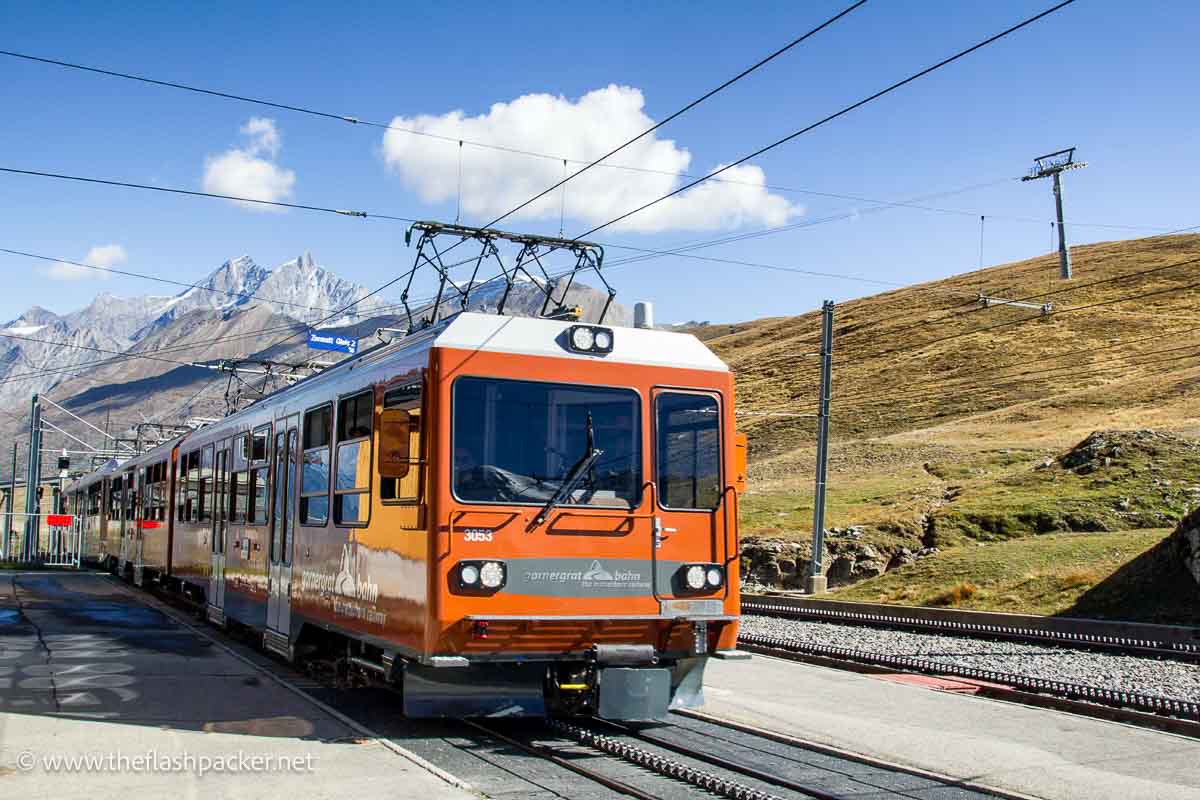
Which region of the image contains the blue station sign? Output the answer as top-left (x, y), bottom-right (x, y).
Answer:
top-left (308, 332), bottom-right (359, 355)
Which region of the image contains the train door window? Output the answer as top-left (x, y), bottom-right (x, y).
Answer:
top-left (230, 468), bottom-right (249, 523)
top-left (109, 477), bottom-right (122, 521)
top-left (251, 425), bottom-right (270, 461)
top-left (300, 404), bottom-right (331, 525)
top-left (270, 430), bottom-right (286, 560)
top-left (284, 429), bottom-right (298, 564)
top-left (125, 473), bottom-right (138, 522)
top-left (185, 452), bottom-right (200, 522)
top-left (655, 392), bottom-right (722, 510)
top-left (143, 467), bottom-right (154, 522)
top-left (198, 445), bottom-right (214, 523)
top-left (245, 468), bottom-right (261, 523)
top-left (176, 457), bottom-right (184, 520)
top-left (334, 391), bottom-right (372, 525)
top-left (380, 380), bottom-right (423, 503)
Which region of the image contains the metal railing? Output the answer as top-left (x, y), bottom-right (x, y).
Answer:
top-left (0, 512), bottom-right (83, 568)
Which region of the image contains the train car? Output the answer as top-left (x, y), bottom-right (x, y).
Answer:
top-left (66, 459), bottom-right (118, 565)
top-left (66, 310), bottom-right (746, 720)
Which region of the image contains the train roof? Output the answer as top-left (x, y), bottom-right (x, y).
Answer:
top-left (66, 457), bottom-right (123, 493)
top-left (65, 311), bottom-right (728, 485)
top-left (433, 313), bottom-right (729, 372)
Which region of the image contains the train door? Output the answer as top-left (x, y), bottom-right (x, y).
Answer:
top-left (133, 467), bottom-right (148, 585)
top-left (209, 442), bottom-right (230, 617)
top-left (118, 472), bottom-right (134, 572)
top-left (650, 388), bottom-right (729, 608)
top-left (267, 417), bottom-right (298, 642)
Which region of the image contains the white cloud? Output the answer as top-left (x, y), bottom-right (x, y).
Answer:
top-left (202, 117), bottom-right (295, 210)
top-left (241, 116), bottom-right (281, 157)
top-left (43, 243), bottom-right (127, 281)
top-left (380, 85), bottom-right (800, 234)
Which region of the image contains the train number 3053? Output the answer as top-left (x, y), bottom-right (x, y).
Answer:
top-left (463, 529), bottom-right (494, 542)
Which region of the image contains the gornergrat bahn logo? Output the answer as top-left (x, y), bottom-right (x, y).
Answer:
top-left (523, 559), bottom-right (650, 593)
top-left (299, 538), bottom-right (380, 604)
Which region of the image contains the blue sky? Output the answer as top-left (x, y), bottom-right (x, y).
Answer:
top-left (1, 0), bottom-right (1197, 326)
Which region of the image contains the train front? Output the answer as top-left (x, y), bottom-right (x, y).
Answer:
top-left (412, 312), bottom-right (745, 720)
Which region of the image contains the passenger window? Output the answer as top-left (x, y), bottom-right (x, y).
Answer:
top-left (198, 446), bottom-right (214, 522)
top-left (251, 425), bottom-right (270, 462)
top-left (300, 405), bottom-right (332, 525)
top-left (335, 391), bottom-right (372, 525)
top-left (248, 467), bottom-right (268, 523)
top-left (380, 380), bottom-right (422, 504)
top-left (656, 393), bottom-right (722, 510)
top-left (230, 469), bottom-right (249, 523)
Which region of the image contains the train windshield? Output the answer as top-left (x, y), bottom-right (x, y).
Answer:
top-left (453, 377), bottom-right (642, 508)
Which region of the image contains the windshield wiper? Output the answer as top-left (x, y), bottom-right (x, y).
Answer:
top-left (532, 412), bottom-right (604, 528)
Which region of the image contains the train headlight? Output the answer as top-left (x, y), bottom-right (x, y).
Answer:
top-left (565, 325), bottom-right (614, 355)
top-left (456, 560), bottom-right (506, 592)
top-left (571, 326), bottom-right (595, 351)
top-left (678, 563), bottom-right (723, 593)
top-left (479, 561), bottom-right (506, 589)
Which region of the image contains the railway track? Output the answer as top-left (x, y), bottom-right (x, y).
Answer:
top-left (740, 595), bottom-right (1200, 736)
top-left (464, 712), bottom-right (1007, 800)
top-left (126, 574), bottom-right (1019, 798)
top-left (741, 594), bottom-right (1200, 661)
top-left (738, 631), bottom-right (1200, 737)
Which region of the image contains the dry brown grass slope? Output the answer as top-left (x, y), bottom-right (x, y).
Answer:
top-left (707, 233), bottom-right (1200, 475)
top-left (718, 234), bottom-right (1200, 611)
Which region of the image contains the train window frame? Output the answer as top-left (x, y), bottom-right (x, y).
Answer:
top-left (248, 466), bottom-right (269, 524)
top-left (380, 377), bottom-right (424, 506)
top-left (230, 468), bottom-right (249, 524)
top-left (251, 424), bottom-right (271, 463)
top-left (654, 390), bottom-right (724, 512)
top-left (334, 390), bottom-right (373, 527)
top-left (450, 375), bottom-right (644, 511)
top-left (300, 402), bottom-right (332, 527)
top-left (198, 445), bottom-right (214, 523)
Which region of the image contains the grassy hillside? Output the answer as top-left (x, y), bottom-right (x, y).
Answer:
top-left (717, 233), bottom-right (1200, 616)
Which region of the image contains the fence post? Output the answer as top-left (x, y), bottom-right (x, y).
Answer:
top-left (806, 301), bottom-right (835, 595)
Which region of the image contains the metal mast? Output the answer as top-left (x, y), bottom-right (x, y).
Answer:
top-left (1022, 148), bottom-right (1087, 280)
top-left (806, 301), bottom-right (835, 595)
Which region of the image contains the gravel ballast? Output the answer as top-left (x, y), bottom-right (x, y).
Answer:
top-left (739, 614), bottom-right (1200, 703)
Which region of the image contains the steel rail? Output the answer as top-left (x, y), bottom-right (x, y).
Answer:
top-left (738, 633), bottom-right (1200, 726)
top-left (458, 718), bottom-right (664, 800)
top-left (741, 595), bottom-right (1200, 661)
top-left (546, 717), bottom-right (792, 800)
top-left (586, 717), bottom-right (851, 800)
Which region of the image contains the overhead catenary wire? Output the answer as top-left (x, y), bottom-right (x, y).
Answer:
top-left (241, 4), bottom-right (870, 352)
top-left (0, 166), bottom-right (412, 220)
top-left (572, 0), bottom-right (1079, 240)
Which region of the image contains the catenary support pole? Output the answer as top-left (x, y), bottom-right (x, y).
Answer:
top-left (3, 441), bottom-right (14, 558)
top-left (23, 394), bottom-right (42, 560)
top-left (806, 301), bottom-right (834, 594)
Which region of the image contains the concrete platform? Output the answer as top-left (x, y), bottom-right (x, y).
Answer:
top-left (702, 652), bottom-right (1200, 800)
top-left (0, 572), bottom-right (472, 800)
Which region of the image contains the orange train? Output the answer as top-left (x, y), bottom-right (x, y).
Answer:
top-left (67, 312), bottom-right (747, 719)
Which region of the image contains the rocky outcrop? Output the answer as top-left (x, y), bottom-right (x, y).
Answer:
top-left (1169, 506), bottom-right (1200, 586)
top-left (740, 533), bottom-right (935, 590)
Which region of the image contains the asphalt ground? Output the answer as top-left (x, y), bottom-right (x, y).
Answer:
top-left (0, 571), bottom-right (472, 799)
